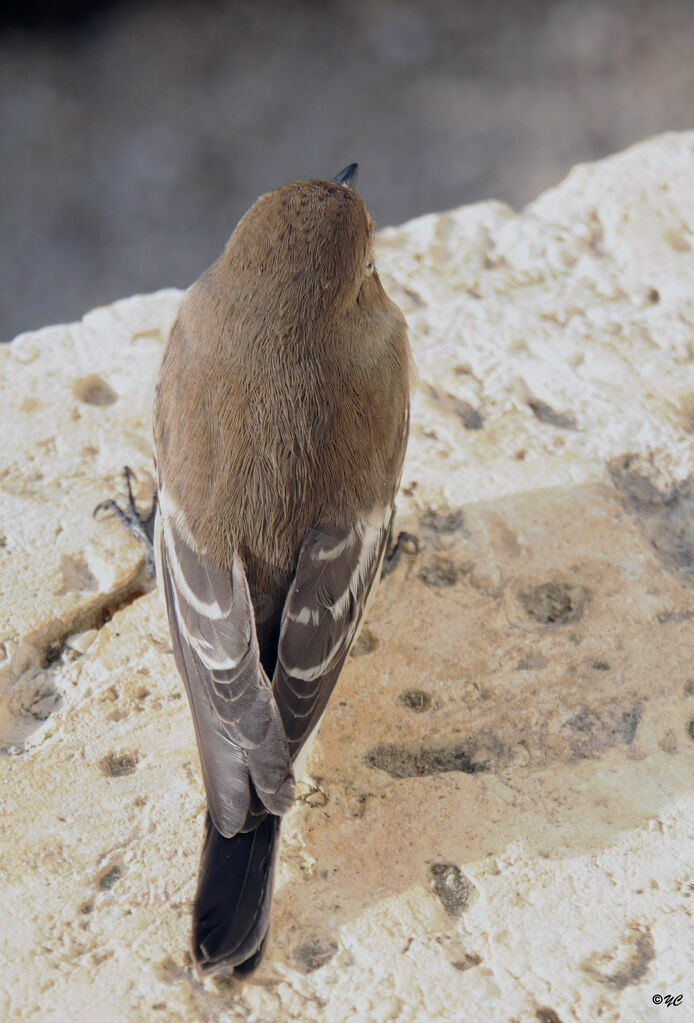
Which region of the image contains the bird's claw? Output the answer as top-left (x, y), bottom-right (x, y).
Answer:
top-left (382, 530), bottom-right (419, 577)
top-left (94, 466), bottom-right (157, 577)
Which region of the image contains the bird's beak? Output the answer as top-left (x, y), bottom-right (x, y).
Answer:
top-left (331, 163), bottom-right (359, 191)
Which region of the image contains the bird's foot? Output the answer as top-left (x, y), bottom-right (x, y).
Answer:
top-left (382, 530), bottom-right (419, 577)
top-left (94, 466), bottom-right (157, 578)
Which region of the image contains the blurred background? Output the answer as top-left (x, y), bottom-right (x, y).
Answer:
top-left (2, 0), bottom-right (693, 341)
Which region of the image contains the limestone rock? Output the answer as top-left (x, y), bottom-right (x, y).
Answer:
top-left (2, 133), bottom-right (694, 1022)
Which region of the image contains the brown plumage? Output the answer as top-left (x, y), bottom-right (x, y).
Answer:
top-left (152, 167), bottom-right (411, 975)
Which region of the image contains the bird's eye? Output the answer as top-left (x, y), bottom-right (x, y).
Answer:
top-left (366, 259), bottom-right (374, 275)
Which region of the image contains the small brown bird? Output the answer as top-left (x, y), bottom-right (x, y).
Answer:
top-left (145, 165), bottom-right (410, 974)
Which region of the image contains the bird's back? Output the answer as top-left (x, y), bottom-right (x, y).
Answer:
top-left (155, 264), bottom-right (409, 667)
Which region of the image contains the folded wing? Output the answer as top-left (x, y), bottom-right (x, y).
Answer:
top-left (273, 504), bottom-right (393, 759)
top-left (156, 488), bottom-right (295, 838)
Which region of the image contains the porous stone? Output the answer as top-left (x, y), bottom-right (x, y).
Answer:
top-left (2, 133), bottom-right (694, 1022)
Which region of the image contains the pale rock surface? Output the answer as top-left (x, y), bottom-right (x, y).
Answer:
top-left (2, 133), bottom-right (694, 1023)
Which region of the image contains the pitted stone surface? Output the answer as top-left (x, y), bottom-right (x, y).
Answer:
top-left (2, 134), bottom-right (693, 1022)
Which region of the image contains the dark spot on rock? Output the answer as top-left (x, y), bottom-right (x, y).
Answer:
top-left (418, 557), bottom-right (458, 587)
top-left (80, 900), bottom-right (94, 914)
top-left (20, 396), bottom-right (42, 414)
top-left (608, 454), bottom-right (694, 583)
top-left (14, 673), bottom-right (63, 725)
top-left (43, 640), bottom-right (65, 667)
top-left (517, 654), bottom-right (549, 670)
top-left (582, 925), bottom-right (654, 989)
top-left (452, 398), bottom-right (484, 430)
top-left (520, 582), bottom-right (589, 625)
top-left (55, 554), bottom-right (98, 596)
top-left (679, 393), bottom-right (694, 433)
top-left (486, 512), bottom-right (521, 557)
top-left (536, 1009), bottom-right (563, 1023)
top-left (99, 751), bottom-right (140, 776)
top-left (685, 680), bottom-right (694, 697)
top-left (98, 865), bottom-right (122, 891)
top-left (420, 508), bottom-right (465, 534)
top-left (398, 689), bottom-right (432, 713)
top-left (657, 609), bottom-right (694, 624)
top-left (563, 699), bottom-right (641, 755)
top-left (609, 453), bottom-right (674, 506)
top-left (429, 863), bottom-right (476, 918)
top-left (646, 287), bottom-right (660, 304)
top-left (350, 626), bottom-right (379, 657)
top-left (401, 286), bottom-right (426, 308)
top-left (364, 743), bottom-right (488, 778)
top-left (527, 399), bottom-right (576, 430)
top-left (590, 661), bottom-right (610, 672)
top-left (515, 449), bottom-right (526, 460)
top-left (156, 955), bottom-right (185, 983)
top-left (72, 374), bottom-right (118, 407)
top-left (688, 719), bottom-right (694, 740)
top-left (659, 730), bottom-right (678, 754)
top-left (451, 953), bottom-right (482, 971)
top-left (423, 383), bottom-right (483, 428)
top-left (290, 936), bottom-right (338, 973)
top-left (666, 229), bottom-right (692, 253)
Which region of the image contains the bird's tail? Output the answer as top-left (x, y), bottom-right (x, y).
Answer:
top-left (191, 811), bottom-right (280, 975)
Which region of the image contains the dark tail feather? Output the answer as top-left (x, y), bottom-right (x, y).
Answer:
top-left (192, 811), bottom-right (280, 975)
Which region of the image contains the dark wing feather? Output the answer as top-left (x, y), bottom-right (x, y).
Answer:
top-left (273, 504), bottom-right (393, 759)
top-left (156, 489), bottom-right (294, 838)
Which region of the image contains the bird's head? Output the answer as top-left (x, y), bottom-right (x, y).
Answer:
top-left (222, 164), bottom-right (384, 328)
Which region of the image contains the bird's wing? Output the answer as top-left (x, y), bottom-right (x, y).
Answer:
top-left (273, 503), bottom-right (394, 761)
top-left (156, 487), bottom-right (294, 839)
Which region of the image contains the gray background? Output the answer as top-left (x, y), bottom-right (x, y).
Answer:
top-left (2, 0), bottom-right (693, 341)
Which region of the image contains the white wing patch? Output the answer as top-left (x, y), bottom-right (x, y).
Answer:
top-left (278, 505), bottom-right (391, 683)
top-left (286, 605), bottom-right (322, 627)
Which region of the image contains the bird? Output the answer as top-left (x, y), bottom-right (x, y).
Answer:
top-left (100, 164), bottom-right (411, 976)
